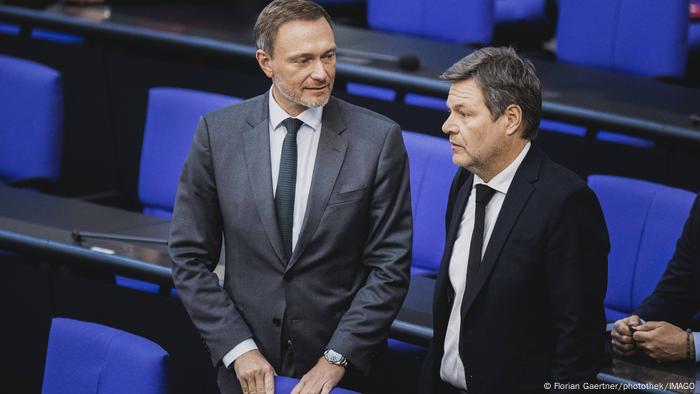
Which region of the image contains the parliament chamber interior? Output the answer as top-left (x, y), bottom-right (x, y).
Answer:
top-left (2, 0), bottom-right (700, 393)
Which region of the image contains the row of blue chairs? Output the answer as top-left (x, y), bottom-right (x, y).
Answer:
top-left (3, 53), bottom-right (697, 391)
top-left (41, 175), bottom-right (697, 393)
top-left (136, 86), bottom-right (700, 326)
top-left (369, 0), bottom-right (546, 46)
top-left (5, 0), bottom-right (697, 80)
top-left (39, 177), bottom-right (697, 392)
top-left (0, 50), bottom-right (695, 322)
top-left (42, 317), bottom-right (357, 393)
top-left (369, 0), bottom-right (699, 79)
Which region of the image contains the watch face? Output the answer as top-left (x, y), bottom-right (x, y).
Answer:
top-left (327, 350), bottom-right (341, 362)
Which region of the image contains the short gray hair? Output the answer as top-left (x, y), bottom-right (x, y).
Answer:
top-left (254, 0), bottom-right (334, 57)
top-left (441, 47), bottom-right (542, 140)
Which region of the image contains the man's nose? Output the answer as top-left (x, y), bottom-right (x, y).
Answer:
top-left (442, 116), bottom-right (455, 135)
top-left (310, 60), bottom-right (328, 81)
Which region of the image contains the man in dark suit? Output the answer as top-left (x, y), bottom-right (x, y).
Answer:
top-left (168, 1), bottom-right (412, 393)
top-left (420, 47), bottom-right (609, 394)
top-left (611, 195), bottom-right (700, 363)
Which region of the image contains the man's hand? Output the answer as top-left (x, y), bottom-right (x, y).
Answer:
top-left (291, 357), bottom-right (346, 394)
top-left (233, 350), bottom-right (276, 394)
top-left (633, 321), bottom-right (689, 362)
top-left (611, 315), bottom-right (642, 356)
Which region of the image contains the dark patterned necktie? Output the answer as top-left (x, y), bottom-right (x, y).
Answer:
top-left (276, 117), bottom-right (303, 261)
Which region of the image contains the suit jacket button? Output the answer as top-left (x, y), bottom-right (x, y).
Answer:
top-left (272, 317), bottom-right (281, 326)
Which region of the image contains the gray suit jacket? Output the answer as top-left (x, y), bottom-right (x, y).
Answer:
top-left (169, 93), bottom-right (412, 389)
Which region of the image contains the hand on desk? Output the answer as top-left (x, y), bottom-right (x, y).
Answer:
top-left (633, 321), bottom-right (690, 362)
top-left (291, 357), bottom-right (345, 394)
top-left (613, 315), bottom-right (692, 362)
top-left (234, 349), bottom-right (276, 394)
top-left (612, 315), bottom-right (642, 356)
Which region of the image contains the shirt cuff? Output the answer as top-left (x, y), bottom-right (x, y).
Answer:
top-left (222, 339), bottom-right (258, 369)
top-left (693, 332), bottom-right (700, 363)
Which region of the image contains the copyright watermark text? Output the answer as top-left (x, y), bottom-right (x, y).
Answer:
top-left (543, 381), bottom-right (696, 391)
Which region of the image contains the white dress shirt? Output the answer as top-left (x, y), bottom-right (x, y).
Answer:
top-left (440, 142), bottom-right (531, 390)
top-left (222, 89), bottom-right (323, 368)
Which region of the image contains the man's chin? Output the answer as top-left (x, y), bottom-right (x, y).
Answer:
top-left (301, 94), bottom-right (330, 108)
top-left (452, 156), bottom-right (474, 169)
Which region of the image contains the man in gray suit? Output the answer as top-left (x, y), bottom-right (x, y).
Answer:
top-left (169, 1), bottom-right (412, 393)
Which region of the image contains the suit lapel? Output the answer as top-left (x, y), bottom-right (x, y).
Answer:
top-left (460, 147), bottom-right (543, 319)
top-left (434, 173), bottom-right (473, 319)
top-left (286, 98), bottom-right (348, 271)
top-left (242, 95), bottom-right (286, 264)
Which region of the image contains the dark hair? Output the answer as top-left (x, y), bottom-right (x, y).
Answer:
top-left (254, 0), bottom-right (334, 57)
top-left (441, 47), bottom-right (542, 140)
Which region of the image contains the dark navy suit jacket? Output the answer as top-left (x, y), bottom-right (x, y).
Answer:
top-left (422, 146), bottom-right (609, 394)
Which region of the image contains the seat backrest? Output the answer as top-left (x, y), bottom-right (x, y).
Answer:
top-left (495, 0), bottom-right (547, 24)
top-left (367, 0), bottom-right (494, 44)
top-left (557, 0), bottom-right (689, 78)
top-left (42, 318), bottom-right (168, 394)
top-left (138, 87), bottom-right (241, 217)
top-left (0, 54), bottom-right (62, 183)
top-left (588, 175), bottom-right (695, 321)
top-left (632, 186), bottom-right (697, 307)
top-left (402, 131), bottom-right (456, 274)
top-left (275, 376), bottom-right (359, 393)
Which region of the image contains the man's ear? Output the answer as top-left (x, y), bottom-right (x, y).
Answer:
top-left (504, 104), bottom-right (523, 136)
top-left (256, 49), bottom-right (273, 78)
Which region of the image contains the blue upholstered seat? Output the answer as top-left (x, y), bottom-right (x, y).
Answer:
top-left (387, 132), bottom-right (453, 354)
top-left (138, 87), bottom-right (240, 218)
top-left (42, 318), bottom-right (169, 394)
top-left (495, 0), bottom-right (546, 24)
top-left (275, 375), bottom-right (359, 393)
top-left (367, 0), bottom-right (550, 44)
top-left (0, 54), bottom-right (62, 184)
top-left (557, 0), bottom-right (689, 78)
top-left (402, 131), bottom-right (456, 275)
top-left (367, 0), bottom-right (494, 44)
top-left (588, 175), bottom-right (696, 322)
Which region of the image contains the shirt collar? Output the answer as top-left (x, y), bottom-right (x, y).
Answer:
top-left (473, 142), bottom-right (531, 195)
top-left (268, 88), bottom-right (323, 132)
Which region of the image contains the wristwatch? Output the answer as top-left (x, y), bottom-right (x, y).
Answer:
top-left (323, 349), bottom-right (348, 367)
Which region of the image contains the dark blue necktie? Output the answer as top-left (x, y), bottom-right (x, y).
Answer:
top-left (276, 117), bottom-right (303, 260)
